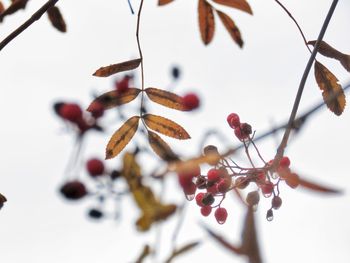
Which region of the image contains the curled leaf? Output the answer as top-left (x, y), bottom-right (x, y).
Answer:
top-left (165, 241), bottom-right (201, 263)
top-left (314, 61), bottom-right (346, 116)
top-left (158, 0), bottom-right (175, 5)
top-left (216, 10), bottom-right (243, 47)
top-left (93, 58), bottom-right (141, 77)
top-left (212, 0), bottom-right (253, 15)
top-left (145, 88), bottom-right (187, 111)
top-left (47, 6), bottom-right (66, 32)
top-left (308, 40), bottom-right (350, 72)
top-left (148, 131), bottom-right (179, 162)
top-left (87, 88), bottom-right (141, 111)
top-left (106, 116), bottom-right (140, 159)
top-left (198, 0), bottom-right (215, 45)
top-left (143, 114), bottom-right (190, 140)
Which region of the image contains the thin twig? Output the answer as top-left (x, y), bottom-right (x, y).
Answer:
top-left (274, 0), bottom-right (339, 167)
top-left (0, 0), bottom-right (59, 52)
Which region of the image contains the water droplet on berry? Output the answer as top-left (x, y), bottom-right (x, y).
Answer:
top-left (185, 193), bottom-right (195, 201)
top-left (266, 209), bottom-right (274, 221)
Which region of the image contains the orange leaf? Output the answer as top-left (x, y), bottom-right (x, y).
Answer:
top-left (93, 58), bottom-right (141, 77)
top-left (87, 88), bottom-right (141, 111)
top-left (298, 176), bottom-right (341, 194)
top-left (148, 131), bottom-right (179, 162)
top-left (314, 61), bottom-right (346, 116)
top-left (198, 0), bottom-right (215, 45)
top-left (212, 0), bottom-right (253, 15)
top-left (105, 116), bottom-right (140, 159)
top-left (158, 0), bottom-right (175, 6)
top-left (145, 88), bottom-right (187, 111)
top-left (216, 10), bottom-right (243, 48)
top-left (308, 40), bottom-right (350, 72)
top-left (143, 114), bottom-right (190, 140)
top-left (47, 6), bottom-right (66, 32)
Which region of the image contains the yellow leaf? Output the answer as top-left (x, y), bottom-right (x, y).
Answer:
top-left (314, 61), bottom-right (346, 116)
top-left (47, 6), bottom-right (66, 33)
top-left (216, 10), bottom-right (243, 48)
top-left (143, 114), bottom-right (190, 140)
top-left (308, 40), bottom-right (350, 72)
top-left (87, 88), bottom-right (141, 111)
top-left (148, 131), bottom-right (179, 161)
top-left (158, 0), bottom-right (175, 6)
top-left (198, 0), bottom-right (215, 45)
top-left (145, 88), bottom-right (187, 111)
top-left (93, 58), bottom-right (141, 77)
top-left (105, 116), bottom-right (140, 159)
top-left (212, 0), bottom-right (253, 15)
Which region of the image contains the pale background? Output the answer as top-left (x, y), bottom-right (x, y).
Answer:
top-left (0, 0), bottom-right (349, 262)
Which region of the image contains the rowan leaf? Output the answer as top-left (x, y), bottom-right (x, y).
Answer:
top-left (47, 6), bottom-right (66, 32)
top-left (216, 10), bottom-right (243, 48)
top-left (148, 131), bottom-right (179, 162)
top-left (212, 0), bottom-right (253, 15)
top-left (202, 224), bottom-right (242, 254)
top-left (308, 40), bottom-right (350, 72)
top-left (93, 58), bottom-right (141, 77)
top-left (314, 61), bottom-right (346, 116)
top-left (198, 0), bottom-right (215, 45)
top-left (158, 0), bottom-right (175, 6)
top-left (165, 241), bottom-right (201, 263)
top-left (298, 176), bottom-right (341, 194)
top-left (145, 88), bottom-right (187, 111)
top-left (105, 116), bottom-right (140, 159)
top-left (143, 114), bottom-right (190, 140)
top-left (87, 88), bottom-right (141, 111)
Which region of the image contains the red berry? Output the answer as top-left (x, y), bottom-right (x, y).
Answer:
top-left (115, 76), bottom-right (130, 93)
top-left (195, 192), bottom-right (205, 207)
top-left (60, 180), bottom-right (87, 200)
top-left (227, 113), bottom-right (240, 128)
top-left (256, 172), bottom-right (266, 183)
top-left (178, 166), bottom-right (201, 188)
top-left (214, 207), bottom-right (228, 224)
top-left (279, 156), bottom-right (291, 168)
top-left (89, 101), bottom-right (104, 118)
top-left (207, 183), bottom-right (218, 194)
top-left (200, 206), bottom-right (212, 217)
top-left (207, 169), bottom-right (220, 183)
top-left (261, 181), bottom-right (274, 196)
top-left (217, 178), bottom-right (231, 193)
top-left (286, 173), bottom-right (299, 189)
top-left (272, 196), bottom-right (282, 209)
top-left (182, 93), bottom-right (200, 110)
top-left (59, 103), bottom-right (83, 122)
top-left (183, 182), bottom-right (197, 196)
top-left (86, 158), bottom-right (105, 177)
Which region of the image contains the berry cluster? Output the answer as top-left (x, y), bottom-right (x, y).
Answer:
top-left (227, 113), bottom-right (252, 141)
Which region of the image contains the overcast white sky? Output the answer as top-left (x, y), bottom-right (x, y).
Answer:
top-left (0, 0), bottom-right (349, 262)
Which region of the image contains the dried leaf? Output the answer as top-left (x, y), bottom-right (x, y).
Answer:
top-left (241, 207), bottom-right (262, 263)
top-left (143, 114), bottom-right (190, 140)
top-left (308, 40), bottom-right (350, 72)
top-left (212, 0), bottom-right (253, 15)
top-left (47, 6), bottom-right (66, 33)
top-left (135, 245), bottom-right (151, 263)
top-left (298, 176), bottom-right (341, 194)
top-left (145, 88), bottom-right (187, 111)
top-left (314, 61), bottom-right (346, 116)
top-left (0, 0), bottom-right (28, 21)
top-left (198, 0), bottom-right (215, 45)
top-left (93, 58), bottom-right (141, 77)
top-left (105, 116), bottom-right (140, 159)
top-left (122, 153), bottom-right (177, 231)
top-left (87, 88), bottom-right (141, 111)
top-left (216, 10), bottom-right (243, 47)
top-left (148, 131), bottom-right (179, 162)
top-left (158, 0), bottom-right (175, 6)
top-left (165, 241), bottom-right (201, 263)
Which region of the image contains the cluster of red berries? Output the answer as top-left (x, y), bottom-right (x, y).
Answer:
top-left (182, 92), bottom-right (200, 111)
top-left (227, 113), bottom-right (252, 141)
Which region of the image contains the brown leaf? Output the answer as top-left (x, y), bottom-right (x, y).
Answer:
top-left (158, 0), bottom-right (175, 6)
top-left (87, 88), bottom-right (141, 111)
top-left (0, 0), bottom-right (28, 21)
top-left (314, 61), bottom-right (346, 116)
top-left (308, 40), bottom-right (350, 72)
top-left (143, 114), bottom-right (190, 140)
top-left (148, 131), bottom-right (179, 162)
top-left (93, 58), bottom-right (141, 77)
top-left (47, 6), bottom-right (66, 33)
top-left (165, 241), bottom-right (201, 263)
top-left (105, 116), bottom-right (140, 159)
top-left (198, 0), bottom-right (215, 45)
top-left (212, 0), bottom-right (253, 15)
top-left (145, 88), bottom-right (187, 111)
top-left (298, 176), bottom-right (341, 194)
top-left (202, 224), bottom-right (242, 255)
top-left (216, 10), bottom-right (243, 47)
